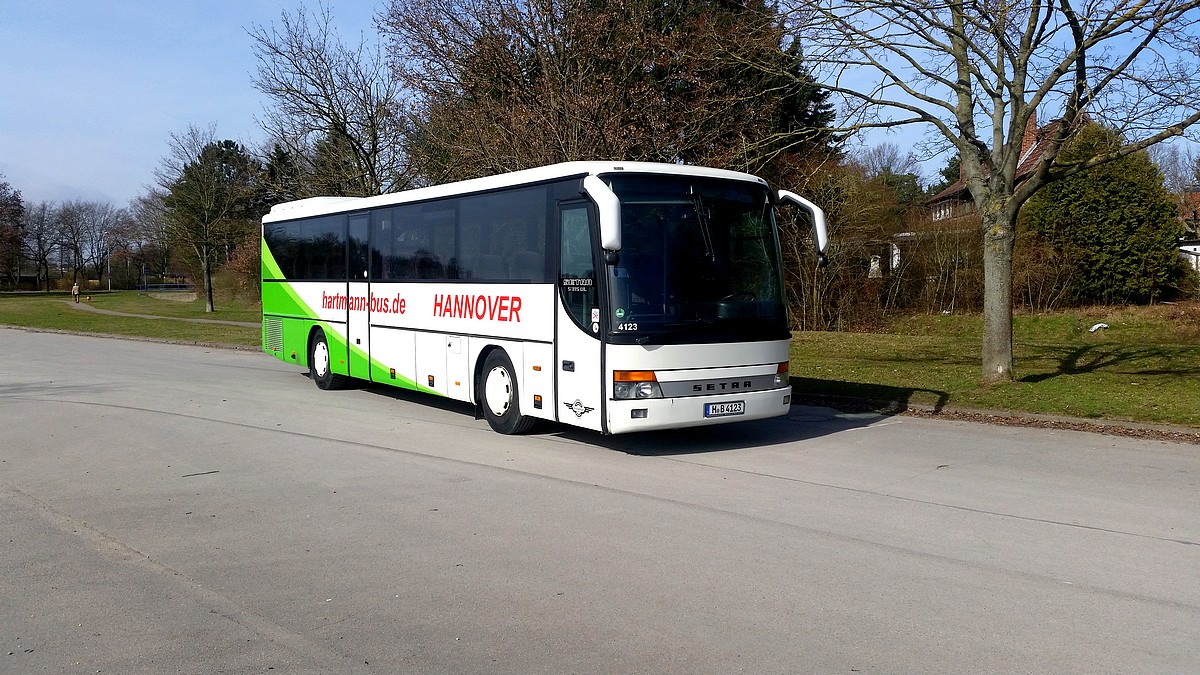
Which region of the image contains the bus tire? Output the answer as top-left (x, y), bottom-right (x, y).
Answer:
top-left (480, 350), bottom-right (534, 435)
top-left (309, 328), bottom-right (347, 391)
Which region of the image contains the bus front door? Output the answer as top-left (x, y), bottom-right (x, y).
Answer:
top-left (555, 203), bottom-right (605, 432)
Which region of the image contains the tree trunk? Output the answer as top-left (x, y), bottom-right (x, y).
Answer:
top-left (201, 244), bottom-right (215, 313)
top-left (980, 204), bottom-right (1016, 382)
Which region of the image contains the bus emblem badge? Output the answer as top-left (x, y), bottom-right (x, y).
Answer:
top-left (565, 400), bottom-right (594, 418)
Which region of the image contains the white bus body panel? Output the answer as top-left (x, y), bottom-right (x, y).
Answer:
top-left (518, 340), bottom-right (556, 422)
top-left (555, 302), bottom-right (605, 432)
top-left (371, 325), bottom-right (416, 388)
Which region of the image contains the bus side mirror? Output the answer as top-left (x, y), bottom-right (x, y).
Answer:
top-left (583, 176), bottom-right (621, 252)
top-left (776, 189), bottom-right (830, 264)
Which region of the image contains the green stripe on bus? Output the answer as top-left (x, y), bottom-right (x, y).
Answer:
top-left (261, 256), bottom-right (447, 397)
top-left (261, 237), bottom-right (286, 281)
top-left (261, 282), bottom-right (312, 319)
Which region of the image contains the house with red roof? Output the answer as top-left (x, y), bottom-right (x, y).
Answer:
top-left (926, 113), bottom-right (1058, 223)
top-left (925, 113), bottom-right (1200, 273)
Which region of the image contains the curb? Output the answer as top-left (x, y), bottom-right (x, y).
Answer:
top-left (0, 324), bottom-right (260, 352)
top-left (794, 392), bottom-right (1200, 446)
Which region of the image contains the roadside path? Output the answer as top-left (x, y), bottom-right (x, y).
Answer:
top-left (63, 300), bottom-right (260, 328)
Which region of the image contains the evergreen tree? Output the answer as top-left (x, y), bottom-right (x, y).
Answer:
top-left (0, 175), bottom-right (24, 289)
top-left (262, 143), bottom-right (306, 203)
top-left (1023, 124), bottom-right (1187, 305)
top-left (159, 129), bottom-right (263, 312)
top-left (310, 132), bottom-right (369, 196)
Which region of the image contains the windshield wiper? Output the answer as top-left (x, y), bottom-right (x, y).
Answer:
top-left (690, 189), bottom-right (715, 263)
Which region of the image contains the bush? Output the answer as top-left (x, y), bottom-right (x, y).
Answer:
top-left (214, 230), bottom-right (262, 307)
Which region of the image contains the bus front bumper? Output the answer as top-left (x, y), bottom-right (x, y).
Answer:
top-left (605, 386), bottom-right (792, 434)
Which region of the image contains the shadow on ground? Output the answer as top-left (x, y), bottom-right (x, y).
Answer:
top-left (555, 404), bottom-right (896, 456)
top-left (789, 377), bottom-right (950, 415)
top-left (339, 373), bottom-right (923, 456)
top-left (1019, 344), bottom-right (1200, 383)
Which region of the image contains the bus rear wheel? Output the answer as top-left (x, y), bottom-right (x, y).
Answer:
top-left (309, 328), bottom-right (347, 391)
top-left (480, 350), bottom-right (534, 435)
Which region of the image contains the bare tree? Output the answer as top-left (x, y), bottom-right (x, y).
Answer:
top-left (1149, 143), bottom-right (1195, 193)
top-left (1149, 143), bottom-right (1200, 238)
top-left (249, 3), bottom-right (410, 196)
top-left (786, 0), bottom-right (1200, 381)
top-left (21, 202), bottom-right (57, 291)
top-left (379, 0), bottom-right (837, 184)
top-left (51, 200), bottom-right (126, 289)
top-left (128, 191), bottom-right (174, 284)
top-left (104, 207), bottom-right (142, 289)
top-left (78, 201), bottom-right (125, 287)
top-left (56, 200), bottom-right (88, 283)
top-left (853, 142), bottom-right (921, 179)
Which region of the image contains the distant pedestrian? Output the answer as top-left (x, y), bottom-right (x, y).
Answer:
top-left (71, 282), bottom-right (80, 303)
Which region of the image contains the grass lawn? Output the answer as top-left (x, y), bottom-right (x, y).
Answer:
top-left (791, 303), bottom-right (1200, 428)
top-left (96, 290), bottom-right (262, 323)
top-left (0, 291), bottom-right (261, 348)
top-left (4, 290), bottom-right (1198, 428)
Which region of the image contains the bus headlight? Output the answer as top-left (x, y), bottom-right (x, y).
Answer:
top-left (614, 371), bottom-right (663, 399)
top-left (774, 362), bottom-right (790, 387)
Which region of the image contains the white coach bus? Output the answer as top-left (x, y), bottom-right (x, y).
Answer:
top-left (261, 161), bottom-right (828, 434)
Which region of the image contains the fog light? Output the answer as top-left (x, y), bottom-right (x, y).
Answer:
top-left (783, 394), bottom-right (791, 405)
top-left (631, 409), bottom-right (648, 419)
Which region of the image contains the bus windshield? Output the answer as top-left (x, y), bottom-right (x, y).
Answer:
top-left (604, 175), bottom-right (788, 345)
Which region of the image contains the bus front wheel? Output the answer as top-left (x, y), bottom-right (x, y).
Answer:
top-left (309, 328), bottom-right (347, 391)
top-left (480, 350), bottom-right (534, 435)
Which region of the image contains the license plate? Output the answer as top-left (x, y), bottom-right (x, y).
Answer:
top-left (704, 401), bottom-right (745, 418)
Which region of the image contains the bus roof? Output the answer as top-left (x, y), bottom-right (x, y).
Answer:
top-left (262, 161), bottom-right (769, 223)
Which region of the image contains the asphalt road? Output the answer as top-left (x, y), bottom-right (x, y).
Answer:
top-left (2, 327), bottom-right (1198, 673)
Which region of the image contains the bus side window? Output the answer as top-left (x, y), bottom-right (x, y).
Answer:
top-left (559, 205), bottom-right (596, 332)
top-left (349, 214), bottom-right (368, 280)
top-left (370, 208), bottom-right (394, 280)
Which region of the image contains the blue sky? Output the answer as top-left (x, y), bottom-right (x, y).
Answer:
top-left (0, 1), bottom-right (379, 207)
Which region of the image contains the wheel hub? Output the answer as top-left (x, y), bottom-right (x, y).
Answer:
top-left (313, 341), bottom-right (329, 377)
top-left (484, 366), bottom-right (513, 417)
